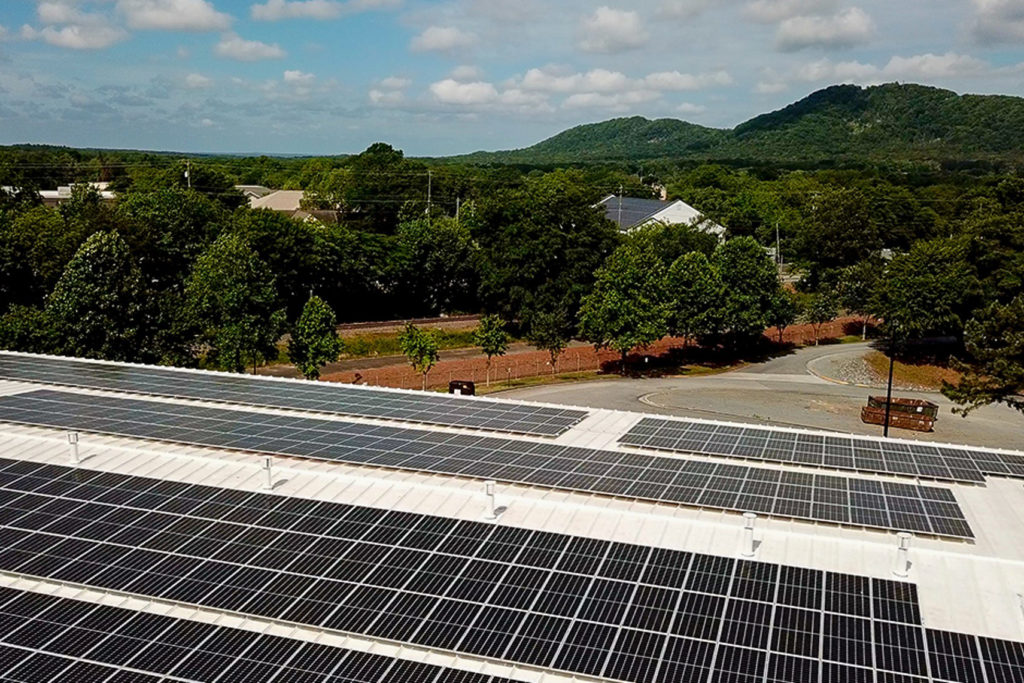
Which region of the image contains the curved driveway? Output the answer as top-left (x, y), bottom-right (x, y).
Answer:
top-left (500, 343), bottom-right (1024, 450)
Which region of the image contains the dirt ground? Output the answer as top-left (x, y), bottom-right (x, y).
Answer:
top-left (316, 317), bottom-right (867, 391)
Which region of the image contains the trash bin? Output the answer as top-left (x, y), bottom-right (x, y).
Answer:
top-left (448, 380), bottom-right (475, 396)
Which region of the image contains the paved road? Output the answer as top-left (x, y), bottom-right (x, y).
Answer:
top-left (500, 343), bottom-right (1024, 451)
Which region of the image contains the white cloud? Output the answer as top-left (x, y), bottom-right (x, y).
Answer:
top-left (116, 0), bottom-right (232, 31)
top-left (744, 0), bottom-right (837, 23)
top-left (794, 58), bottom-right (877, 82)
top-left (251, 0), bottom-right (399, 20)
top-left (430, 79), bottom-right (499, 105)
top-left (185, 72), bottom-right (213, 89)
top-left (21, 23), bottom-right (127, 49)
top-left (563, 90), bottom-right (660, 109)
top-left (579, 7), bottom-right (648, 54)
top-left (380, 76), bottom-right (411, 89)
top-left (37, 2), bottom-right (93, 25)
top-left (283, 69), bottom-right (315, 85)
top-left (518, 67), bottom-right (630, 93)
top-left (659, 0), bottom-right (712, 20)
top-left (450, 65), bottom-right (483, 81)
top-left (369, 88), bottom-right (404, 105)
top-left (410, 26), bottom-right (476, 52)
top-left (641, 70), bottom-right (733, 90)
top-left (0, 25), bottom-right (6, 40)
top-left (776, 7), bottom-right (873, 51)
top-left (677, 102), bottom-right (707, 114)
top-left (883, 52), bottom-right (987, 79)
top-left (971, 0), bottom-right (1024, 43)
top-left (215, 32), bottom-right (285, 60)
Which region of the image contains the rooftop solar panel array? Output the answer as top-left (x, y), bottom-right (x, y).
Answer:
top-left (0, 390), bottom-right (974, 538)
top-left (621, 417), bottom-right (1024, 484)
top-left (0, 460), bottom-right (1017, 683)
top-left (0, 353), bottom-right (588, 437)
top-left (0, 587), bottom-right (521, 683)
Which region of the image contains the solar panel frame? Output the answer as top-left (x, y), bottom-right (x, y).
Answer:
top-left (621, 416), bottom-right (1024, 486)
top-left (0, 353), bottom-right (588, 437)
top-left (0, 390), bottom-right (974, 539)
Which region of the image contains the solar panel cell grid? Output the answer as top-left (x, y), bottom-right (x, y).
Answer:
top-left (623, 416), bottom-right (1022, 486)
top-left (0, 354), bottom-right (588, 437)
top-left (0, 390), bottom-right (974, 538)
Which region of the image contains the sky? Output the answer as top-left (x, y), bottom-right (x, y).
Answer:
top-left (0, 0), bottom-right (1023, 156)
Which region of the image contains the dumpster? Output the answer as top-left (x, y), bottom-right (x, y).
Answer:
top-left (448, 380), bottom-right (476, 396)
top-left (861, 396), bottom-right (937, 432)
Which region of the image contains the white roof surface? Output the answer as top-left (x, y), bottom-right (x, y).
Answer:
top-left (250, 189), bottom-right (305, 211)
top-left (0, 364), bottom-right (1023, 647)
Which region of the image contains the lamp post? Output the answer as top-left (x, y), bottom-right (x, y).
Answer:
top-left (883, 332), bottom-right (896, 438)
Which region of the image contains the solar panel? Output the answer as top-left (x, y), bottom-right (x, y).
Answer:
top-left (620, 417), bottom-right (1024, 485)
top-left (0, 459), bottom-right (1013, 683)
top-left (0, 353), bottom-right (588, 437)
top-left (0, 390), bottom-right (974, 539)
top-left (0, 586), bottom-right (522, 683)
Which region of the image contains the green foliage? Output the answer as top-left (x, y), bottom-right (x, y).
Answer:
top-left (398, 322), bottom-right (439, 389)
top-left (768, 289), bottom-right (801, 343)
top-left (390, 217), bottom-right (479, 316)
top-left (0, 306), bottom-right (55, 354)
top-left (289, 296), bottom-right (343, 380)
top-left (944, 296), bottom-right (1024, 415)
top-left (474, 315), bottom-right (510, 361)
top-left (471, 169), bottom-right (620, 333)
top-left (45, 231), bottom-right (148, 362)
top-left (870, 237), bottom-right (978, 339)
top-left (455, 84), bottom-right (1024, 165)
top-left (526, 309), bottom-right (571, 372)
top-left (185, 233), bottom-right (286, 373)
top-left (625, 222), bottom-right (719, 266)
top-left (710, 236), bottom-right (785, 347)
top-left (797, 188), bottom-right (878, 273)
top-left (579, 245), bottom-right (670, 364)
top-left (806, 292), bottom-right (840, 344)
top-left (666, 251), bottom-right (721, 343)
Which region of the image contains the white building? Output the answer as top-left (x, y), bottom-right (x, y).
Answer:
top-left (598, 194), bottom-right (727, 238)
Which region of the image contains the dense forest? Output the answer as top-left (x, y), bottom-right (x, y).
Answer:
top-left (454, 84), bottom-right (1024, 166)
top-left (0, 81), bottom-right (1022, 411)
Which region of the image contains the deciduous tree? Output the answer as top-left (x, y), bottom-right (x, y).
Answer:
top-left (474, 315), bottom-right (510, 386)
top-left (399, 322), bottom-right (439, 390)
top-left (944, 297), bottom-right (1024, 416)
top-left (185, 233), bottom-right (286, 373)
top-left (666, 251), bottom-right (721, 347)
top-left (289, 296), bottom-right (343, 380)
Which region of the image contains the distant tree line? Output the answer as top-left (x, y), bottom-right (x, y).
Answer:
top-left (0, 143), bottom-right (1021, 413)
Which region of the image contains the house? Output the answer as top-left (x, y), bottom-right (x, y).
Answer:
top-left (249, 189), bottom-right (305, 212)
top-left (234, 184), bottom-right (275, 200)
top-left (37, 182), bottom-right (116, 207)
top-left (598, 194), bottom-right (726, 238)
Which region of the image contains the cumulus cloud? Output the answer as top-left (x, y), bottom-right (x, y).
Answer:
top-left (215, 32), bottom-right (286, 60)
top-left (579, 7), bottom-right (648, 54)
top-left (369, 89), bottom-right (404, 105)
top-left (379, 76), bottom-right (411, 89)
top-left (744, 0), bottom-right (837, 23)
top-left (776, 7), bottom-right (873, 51)
top-left (430, 79), bottom-right (499, 105)
top-left (185, 72), bottom-right (213, 89)
top-left (641, 70), bottom-right (733, 90)
top-left (116, 0), bottom-right (232, 31)
top-left (252, 0), bottom-right (400, 20)
top-left (787, 52), bottom-right (989, 87)
top-left (971, 0), bottom-right (1024, 43)
top-left (677, 102), bottom-right (707, 114)
top-left (22, 23), bottom-right (127, 49)
top-left (410, 26), bottom-right (476, 52)
top-left (450, 65), bottom-right (483, 81)
top-left (563, 90), bottom-right (659, 109)
top-left (283, 69), bottom-right (315, 85)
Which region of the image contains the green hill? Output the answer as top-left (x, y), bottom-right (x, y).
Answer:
top-left (453, 83), bottom-right (1024, 165)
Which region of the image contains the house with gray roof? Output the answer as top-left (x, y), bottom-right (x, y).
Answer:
top-left (598, 194), bottom-right (726, 237)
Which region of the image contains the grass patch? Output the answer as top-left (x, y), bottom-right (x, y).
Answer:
top-left (477, 370), bottom-right (613, 394)
top-left (342, 329), bottom-right (481, 358)
top-left (864, 351), bottom-right (962, 391)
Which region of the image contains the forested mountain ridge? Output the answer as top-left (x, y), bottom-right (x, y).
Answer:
top-left (453, 83), bottom-right (1024, 164)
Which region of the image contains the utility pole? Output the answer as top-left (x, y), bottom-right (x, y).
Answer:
top-left (455, 196), bottom-right (461, 224)
top-left (426, 170), bottom-right (432, 227)
top-left (617, 184), bottom-right (623, 227)
top-left (775, 222), bottom-right (781, 265)
top-left (185, 159), bottom-right (191, 189)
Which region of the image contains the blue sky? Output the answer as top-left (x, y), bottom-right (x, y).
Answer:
top-left (0, 0), bottom-right (1023, 156)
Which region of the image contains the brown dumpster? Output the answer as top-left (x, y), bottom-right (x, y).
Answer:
top-left (867, 396), bottom-right (939, 419)
top-left (861, 406), bottom-right (935, 432)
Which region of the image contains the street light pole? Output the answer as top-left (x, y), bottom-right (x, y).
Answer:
top-left (883, 332), bottom-right (896, 438)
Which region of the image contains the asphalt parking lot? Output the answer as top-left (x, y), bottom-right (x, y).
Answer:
top-left (500, 343), bottom-right (1024, 451)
